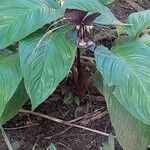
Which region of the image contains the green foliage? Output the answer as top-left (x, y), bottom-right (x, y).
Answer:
top-left (47, 143), bottom-right (57, 150)
top-left (63, 90), bottom-right (80, 106)
top-left (19, 25), bottom-right (77, 110)
top-left (0, 52), bottom-right (22, 117)
top-left (104, 85), bottom-right (150, 150)
top-left (95, 42), bottom-right (150, 124)
top-left (63, 90), bottom-right (74, 105)
top-left (94, 74), bottom-right (150, 150)
top-left (140, 34), bottom-right (150, 46)
top-left (126, 10), bottom-right (150, 39)
top-left (100, 134), bottom-right (115, 150)
top-left (0, 81), bottom-right (28, 124)
top-left (0, 1), bottom-right (150, 150)
top-left (0, 0), bottom-right (62, 49)
top-left (94, 8), bottom-right (150, 150)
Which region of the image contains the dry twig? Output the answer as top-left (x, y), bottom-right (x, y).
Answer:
top-left (57, 142), bottom-right (73, 150)
top-left (81, 110), bottom-right (108, 125)
top-left (46, 110), bottom-right (108, 139)
top-left (19, 109), bottom-right (110, 137)
top-left (126, 0), bottom-right (144, 11)
top-left (46, 126), bottom-right (72, 139)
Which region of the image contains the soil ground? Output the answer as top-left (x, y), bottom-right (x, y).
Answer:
top-left (0, 0), bottom-right (150, 150)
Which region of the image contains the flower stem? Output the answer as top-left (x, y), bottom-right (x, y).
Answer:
top-left (77, 48), bottom-right (82, 82)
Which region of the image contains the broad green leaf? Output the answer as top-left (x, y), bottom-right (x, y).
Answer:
top-left (19, 25), bottom-right (77, 110)
top-left (0, 52), bottom-right (22, 117)
top-left (140, 34), bottom-right (150, 47)
top-left (99, 0), bottom-right (115, 5)
top-left (0, 81), bottom-right (29, 125)
top-left (0, 0), bottom-right (62, 49)
top-left (104, 85), bottom-right (150, 150)
top-left (95, 42), bottom-right (150, 124)
top-left (63, 0), bottom-right (122, 25)
top-left (126, 10), bottom-right (150, 39)
top-left (94, 74), bottom-right (150, 150)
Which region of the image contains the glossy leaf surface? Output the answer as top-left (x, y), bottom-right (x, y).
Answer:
top-left (95, 42), bottom-right (150, 124)
top-left (0, 0), bottom-right (61, 49)
top-left (19, 26), bottom-right (77, 109)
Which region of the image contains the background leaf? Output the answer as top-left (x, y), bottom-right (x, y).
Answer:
top-left (140, 34), bottom-right (150, 47)
top-left (63, 0), bottom-right (122, 25)
top-left (0, 0), bottom-right (62, 49)
top-left (0, 52), bottom-right (22, 117)
top-left (94, 73), bottom-right (150, 150)
top-left (126, 10), bottom-right (150, 39)
top-left (100, 134), bottom-right (115, 150)
top-left (63, 91), bottom-right (73, 105)
top-left (47, 143), bottom-right (57, 150)
top-left (19, 25), bottom-right (77, 110)
top-left (104, 84), bottom-right (150, 150)
top-left (95, 42), bottom-right (150, 124)
top-left (0, 81), bottom-right (28, 125)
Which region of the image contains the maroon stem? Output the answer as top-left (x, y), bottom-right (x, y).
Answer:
top-left (77, 48), bottom-right (82, 82)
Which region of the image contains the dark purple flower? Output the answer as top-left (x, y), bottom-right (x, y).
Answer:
top-left (65, 9), bottom-right (100, 50)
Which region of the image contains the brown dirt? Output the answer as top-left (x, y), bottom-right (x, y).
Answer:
top-left (0, 0), bottom-right (149, 150)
